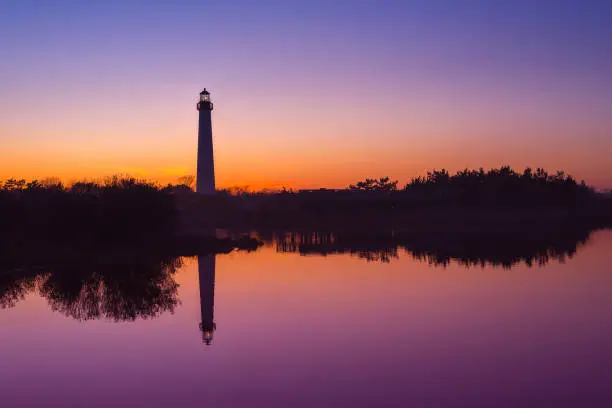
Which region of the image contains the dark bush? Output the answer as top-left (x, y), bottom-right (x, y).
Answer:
top-left (0, 177), bottom-right (176, 245)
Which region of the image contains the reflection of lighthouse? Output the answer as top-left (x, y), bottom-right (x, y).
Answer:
top-left (198, 255), bottom-right (216, 345)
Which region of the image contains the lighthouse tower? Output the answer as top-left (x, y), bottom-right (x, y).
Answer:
top-left (196, 88), bottom-right (215, 194)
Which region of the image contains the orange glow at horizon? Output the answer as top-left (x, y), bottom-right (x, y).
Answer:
top-left (2, 104), bottom-right (611, 190)
top-left (1, 141), bottom-right (611, 190)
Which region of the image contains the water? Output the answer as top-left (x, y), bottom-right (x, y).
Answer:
top-left (1, 230), bottom-right (612, 407)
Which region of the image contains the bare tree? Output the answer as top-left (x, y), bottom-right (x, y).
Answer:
top-left (177, 175), bottom-right (195, 190)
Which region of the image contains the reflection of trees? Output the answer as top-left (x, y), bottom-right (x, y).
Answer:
top-left (0, 273), bottom-right (38, 309)
top-left (0, 255), bottom-right (182, 321)
top-left (0, 235), bottom-right (258, 322)
top-left (403, 232), bottom-right (587, 268)
top-left (272, 232), bottom-right (400, 263)
top-left (271, 229), bottom-right (592, 268)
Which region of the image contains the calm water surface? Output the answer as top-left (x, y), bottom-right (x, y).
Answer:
top-left (1, 230), bottom-right (612, 407)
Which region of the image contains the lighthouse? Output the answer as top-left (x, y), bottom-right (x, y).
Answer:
top-left (196, 88), bottom-right (215, 194)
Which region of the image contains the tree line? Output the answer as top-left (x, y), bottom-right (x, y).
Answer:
top-left (346, 166), bottom-right (594, 207)
top-left (1, 167), bottom-right (608, 242)
top-left (0, 176), bottom-right (177, 245)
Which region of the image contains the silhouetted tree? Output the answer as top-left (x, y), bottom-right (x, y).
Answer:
top-left (402, 166), bottom-right (593, 208)
top-left (178, 175), bottom-right (196, 190)
top-left (349, 177), bottom-right (398, 192)
top-left (0, 176), bottom-right (177, 245)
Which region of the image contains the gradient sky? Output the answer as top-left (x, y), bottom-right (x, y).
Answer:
top-left (1, 0), bottom-right (611, 189)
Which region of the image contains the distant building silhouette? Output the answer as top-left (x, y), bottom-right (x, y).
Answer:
top-left (196, 88), bottom-right (215, 194)
top-left (198, 254), bottom-right (216, 345)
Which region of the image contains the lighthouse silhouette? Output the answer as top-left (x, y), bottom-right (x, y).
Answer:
top-left (196, 88), bottom-right (215, 194)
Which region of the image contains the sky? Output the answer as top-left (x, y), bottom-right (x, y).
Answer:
top-left (1, 0), bottom-right (611, 189)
